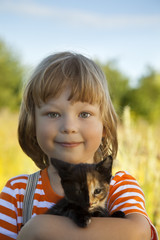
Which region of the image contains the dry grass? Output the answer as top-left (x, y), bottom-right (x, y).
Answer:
top-left (0, 109), bottom-right (38, 190)
top-left (115, 107), bottom-right (160, 236)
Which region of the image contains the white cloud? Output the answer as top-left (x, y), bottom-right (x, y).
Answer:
top-left (1, 0), bottom-right (160, 29)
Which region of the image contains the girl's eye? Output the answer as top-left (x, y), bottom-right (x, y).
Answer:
top-left (47, 112), bottom-right (60, 118)
top-left (79, 112), bottom-right (91, 118)
top-left (94, 188), bottom-right (102, 195)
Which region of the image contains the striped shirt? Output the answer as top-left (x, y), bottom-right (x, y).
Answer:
top-left (0, 169), bottom-right (158, 240)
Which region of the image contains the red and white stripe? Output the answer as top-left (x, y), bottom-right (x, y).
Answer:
top-left (0, 169), bottom-right (158, 240)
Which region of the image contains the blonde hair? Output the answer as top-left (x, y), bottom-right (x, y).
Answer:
top-left (18, 52), bottom-right (118, 169)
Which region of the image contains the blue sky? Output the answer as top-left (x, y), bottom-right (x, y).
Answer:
top-left (0, 0), bottom-right (160, 85)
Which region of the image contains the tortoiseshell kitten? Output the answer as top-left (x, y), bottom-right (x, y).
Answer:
top-left (46, 156), bottom-right (125, 227)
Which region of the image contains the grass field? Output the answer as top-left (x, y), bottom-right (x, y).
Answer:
top-left (0, 108), bottom-right (159, 237)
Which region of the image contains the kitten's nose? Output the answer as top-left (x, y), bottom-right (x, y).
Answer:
top-left (86, 203), bottom-right (90, 209)
top-left (90, 202), bottom-right (96, 207)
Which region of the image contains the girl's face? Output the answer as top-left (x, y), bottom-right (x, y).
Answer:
top-left (35, 88), bottom-right (104, 165)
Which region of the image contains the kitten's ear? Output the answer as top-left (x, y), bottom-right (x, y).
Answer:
top-left (100, 155), bottom-right (113, 169)
top-left (96, 155), bottom-right (113, 182)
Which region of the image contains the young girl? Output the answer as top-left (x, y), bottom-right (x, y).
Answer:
top-left (0, 52), bottom-right (158, 240)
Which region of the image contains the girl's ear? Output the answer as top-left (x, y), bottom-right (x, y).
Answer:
top-left (102, 126), bottom-right (106, 137)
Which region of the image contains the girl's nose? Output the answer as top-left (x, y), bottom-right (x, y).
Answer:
top-left (60, 116), bottom-right (78, 134)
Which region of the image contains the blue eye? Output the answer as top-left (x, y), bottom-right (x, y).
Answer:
top-left (79, 112), bottom-right (91, 118)
top-left (48, 112), bottom-right (60, 118)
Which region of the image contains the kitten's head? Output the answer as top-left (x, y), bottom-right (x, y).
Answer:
top-left (50, 156), bottom-right (113, 212)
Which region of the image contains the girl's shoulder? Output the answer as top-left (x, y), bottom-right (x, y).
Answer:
top-left (6, 174), bottom-right (29, 187)
top-left (1, 174), bottom-right (29, 199)
top-left (1, 171), bottom-right (42, 200)
top-left (109, 171), bottom-right (159, 240)
top-left (4, 171), bottom-right (42, 188)
top-left (111, 170), bottom-right (138, 185)
top-left (109, 170), bottom-right (144, 200)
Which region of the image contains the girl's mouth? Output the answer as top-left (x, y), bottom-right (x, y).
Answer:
top-left (55, 142), bottom-right (82, 148)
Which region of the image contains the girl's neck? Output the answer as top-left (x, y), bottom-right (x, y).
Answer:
top-left (47, 165), bottom-right (64, 197)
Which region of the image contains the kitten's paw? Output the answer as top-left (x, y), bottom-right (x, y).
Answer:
top-left (111, 211), bottom-right (125, 218)
top-left (87, 218), bottom-right (92, 225)
top-left (77, 216), bottom-right (91, 228)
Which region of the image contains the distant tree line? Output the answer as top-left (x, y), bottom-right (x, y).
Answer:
top-left (0, 39), bottom-right (160, 123)
top-left (0, 39), bottom-right (24, 110)
top-left (100, 61), bottom-right (160, 123)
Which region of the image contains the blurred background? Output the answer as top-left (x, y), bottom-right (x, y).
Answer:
top-left (0, 0), bottom-right (160, 237)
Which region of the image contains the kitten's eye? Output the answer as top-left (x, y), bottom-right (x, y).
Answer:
top-left (79, 112), bottom-right (91, 118)
top-left (47, 112), bottom-right (60, 118)
top-left (75, 183), bottom-right (81, 194)
top-left (77, 189), bottom-right (82, 194)
top-left (94, 188), bottom-right (102, 195)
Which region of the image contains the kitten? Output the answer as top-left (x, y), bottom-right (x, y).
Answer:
top-left (46, 156), bottom-right (125, 227)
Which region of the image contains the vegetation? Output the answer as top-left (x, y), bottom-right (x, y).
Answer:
top-left (0, 110), bottom-right (38, 188)
top-left (0, 39), bottom-right (24, 110)
top-left (116, 107), bottom-right (160, 236)
top-left (0, 39), bottom-right (160, 237)
top-left (100, 61), bottom-right (160, 124)
top-left (0, 39), bottom-right (160, 123)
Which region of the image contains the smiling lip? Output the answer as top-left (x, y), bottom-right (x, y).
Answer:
top-left (55, 142), bottom-right (83, 148)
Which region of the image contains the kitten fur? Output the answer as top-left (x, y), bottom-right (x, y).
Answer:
top-left (46, 156), bottom-right (125, 227)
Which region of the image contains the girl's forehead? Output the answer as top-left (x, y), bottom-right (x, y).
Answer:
top-left (39, 94), bottom-right (100, 110)
top-left (33, 65), bottom-right (106, 110)
top-left (37, 83), bottom-right (103, 107)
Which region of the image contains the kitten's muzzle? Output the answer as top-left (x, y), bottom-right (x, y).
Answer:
top-left (89, 202), bottom-right (96, 211)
